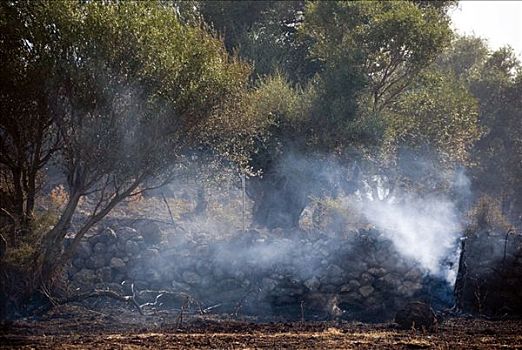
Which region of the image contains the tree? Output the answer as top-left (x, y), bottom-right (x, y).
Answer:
top-left (436, 36), bottom-right (522, 220)
top-left (0, 0), bottom-right (65, 246)
top-left (371, 67), bottom-right (480, 201)
top-left (468, 47), bottom-right (522, 219)
top-left (198, 0), bottom-right (317, 83)
top-left (245, 74), bottom-right (316, 228)
top-left (244, 1), bottom-right (456, 228)
top-left (304, 1), bottom-right (454, 113)
top-left (0, 0), bottom-right (255, 307)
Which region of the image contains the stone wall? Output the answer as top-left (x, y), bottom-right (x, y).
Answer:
top-left (67, 221), bottom-right (452, 321)
top-left (455, 229), bottom-right (522, 316)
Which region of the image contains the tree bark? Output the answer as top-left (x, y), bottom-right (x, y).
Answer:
top-left (248, 171), bottom-right (308, 229)
top-left (35, 189), bottom-right (82, 286)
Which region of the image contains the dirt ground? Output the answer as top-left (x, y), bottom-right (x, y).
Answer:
top-left (1, 305), bottom-right (521, 349)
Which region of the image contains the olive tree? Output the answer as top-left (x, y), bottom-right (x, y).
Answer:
top-left (0, 0), bottom-right (257, 302)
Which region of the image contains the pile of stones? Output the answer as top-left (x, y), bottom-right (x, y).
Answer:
top-left (67, 221), bottom-right (451, 321)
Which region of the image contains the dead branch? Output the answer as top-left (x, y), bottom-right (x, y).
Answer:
top-left (161, 193), bottom-right (186, 232)
top-left (59, 289), bottom-right (143, 315)
top-left (162, 193), bottom-right (176, 227)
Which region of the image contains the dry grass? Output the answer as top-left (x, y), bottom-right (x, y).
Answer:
top-left (1, 305), bottom-right (521, 349)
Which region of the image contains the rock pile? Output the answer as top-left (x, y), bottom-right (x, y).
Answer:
top-left (67, 222), bottom-right (450, 321)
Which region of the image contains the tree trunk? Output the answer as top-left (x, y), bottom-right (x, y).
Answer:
top-left (248, 171), bottom-right (309, 229)
top-left (35, 190), bottom-right (82, 287)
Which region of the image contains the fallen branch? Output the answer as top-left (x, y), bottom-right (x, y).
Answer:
top-left (161, 193), bottom-right (185, 232)
top-left (58, 289), bottom-right (143, 315)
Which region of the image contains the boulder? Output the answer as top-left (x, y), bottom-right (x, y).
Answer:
top-left (116, 226), bottom-right (140, 242)
top-left (125, 240), bottom-right (140, 256)
top-left (76, 241), bottom-right (92, 259)
top-left (133, 220), bottom-right (163, 245)
top-left (261, 278), bottom-right (277, 292)
top-left (359, 285), bottom-right (374, 298)
top-left (72, 258), bottom-right (84, 269)
top-left (182, 271), bottom-right (202, 285)
top-left (93, 242), bottom-right (106, 255)
top-left (395, 302), bottom-right (437, 330)
top-left (97, 227), bottom-right (118, 244)
top-left (97, 267), bottom-right (113, 283)
top-left (304, 276), bottom-right (320, 291)
top-left (110, 257), bottom-right (126, 271)
top-left (86, 255), bottom-right (106, 269)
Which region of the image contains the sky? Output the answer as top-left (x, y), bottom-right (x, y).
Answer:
top-left (449, 1), bottom-right (522, 58)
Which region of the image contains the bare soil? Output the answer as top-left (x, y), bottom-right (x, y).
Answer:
top-left (1, 305), bottom-right (521, 349)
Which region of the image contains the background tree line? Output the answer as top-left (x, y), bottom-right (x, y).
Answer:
top-left (0, 0), bottom-right (520, 314)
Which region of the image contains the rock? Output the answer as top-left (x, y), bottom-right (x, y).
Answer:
top-left (134, 220), bottom-right (164, 245)
top-left (348, 279), bottom-right (361, 289)
top-left (327, 265), bottom-right (345, 282)
top-left (368, 267), bottom-right (386, 277)
top-left (106, 243), bottom-right (118, 255)
top-left (116, 226), bottom-right (140, 242)
top-left (261, 278), bottom-right (278, 292)
top-left (404, 268), bottom-right (423, 281)
top-left (72, 258), bottom-right (84, 269)
top-left (182, 271), bottom-right (201, 285)
top-left (304, 277), bottom-right (320, 291)
top-left (360, 272), bottom-right (373, 284)
top-left (97, 267), bottom-right (113, 283)
top-left (97, 227), bottom-right (118, 244)
top-left (379, 273), bottom-right (400, 289)
top-left (339, 291), bottom-right (362, 304)
top-left (76, 241), bottom-right (92, 259)
top-left (398, 281), bottom-right (422, 297)
top-left (359, 285), bottom-right (375, 297)
top-left (93, 242), bottom-right (106, 254)
top-left (86, 255), bottom-right (106, 269)
top-left (395, 302), bottom-right (437, 330)
top-left (125, 240), bottom-right (140, 256)
top-left (110, 257), bottom-right (126, 270)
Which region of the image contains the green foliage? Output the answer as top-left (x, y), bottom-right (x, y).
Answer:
top-left (247, 74), bottom-right (314, 170)
top-left (303, 1), bottom-right (453, 111)
top-left (436, 36), bottom-right (489, 81)
top-left (0, 0), bottom-right (261, 286)
top-left (388, 69), bottom-right (480, 165)
top-left (198, 1), bottom-right (313, 82)
top-left (441, 36), bottom-right (522, 218)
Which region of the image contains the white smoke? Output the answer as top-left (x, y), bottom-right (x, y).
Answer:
top-left (361, 194), bottom-right (461, 282)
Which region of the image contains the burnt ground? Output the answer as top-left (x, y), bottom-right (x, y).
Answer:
top-left (1, 305), bottom-right (522, 349)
